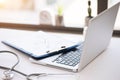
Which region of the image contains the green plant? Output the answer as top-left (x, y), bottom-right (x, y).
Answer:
top-left (57, 5), bottom-right (63, 16)
top-left (88, 0), bottom-right (93, 17)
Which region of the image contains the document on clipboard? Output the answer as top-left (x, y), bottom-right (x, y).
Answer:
top-left (2, 31), bottom-right (80, 60)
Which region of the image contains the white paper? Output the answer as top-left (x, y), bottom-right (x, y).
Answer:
top-left (4, 31), bottom-right (79, 56)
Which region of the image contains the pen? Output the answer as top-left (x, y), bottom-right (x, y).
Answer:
top-left (1, 41), bottom-right (79, 60)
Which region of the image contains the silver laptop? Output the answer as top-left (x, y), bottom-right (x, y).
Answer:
top-left (2, 2), bottom-right (120, 72)
top-left (29, 2), bottom-right (119, 72)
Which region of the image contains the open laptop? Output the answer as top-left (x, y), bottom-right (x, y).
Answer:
top-left (29, 2), bottom-right (119, 72)
top-left (2, 2), bottom-right (120, 72)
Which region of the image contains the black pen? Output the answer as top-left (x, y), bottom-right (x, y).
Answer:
top-left (1, 41), bottom-right (79, 60)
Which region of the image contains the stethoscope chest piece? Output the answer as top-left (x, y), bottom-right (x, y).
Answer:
top-left (2, 70), bottom-right (14, 80)
top-left (0, 51), bottom-right (19, 80)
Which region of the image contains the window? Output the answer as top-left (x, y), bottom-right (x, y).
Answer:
top-left (34, 0), bottom-right (97, 28)
top-left (0, 0), bottom-right (40, 25)
top-left (0, 0), bottom-right (97, 28)
top-left (0, 0), bottom-right (119, 33)
top-left (0, 0), bottom-right (34, 10)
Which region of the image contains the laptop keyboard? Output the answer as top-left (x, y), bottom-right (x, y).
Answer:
top-left (53, 43), bottom-right (83, 67)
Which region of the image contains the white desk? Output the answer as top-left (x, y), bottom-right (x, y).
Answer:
top-left (0, 28), bottom-right (120, 80)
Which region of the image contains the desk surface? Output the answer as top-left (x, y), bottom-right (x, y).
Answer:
top-left (0, 28), bottom-right (120, 80)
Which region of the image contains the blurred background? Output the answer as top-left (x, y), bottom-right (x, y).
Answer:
top-left (0, 0), bottom-right (119, 30)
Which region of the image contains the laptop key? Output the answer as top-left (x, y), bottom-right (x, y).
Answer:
top-left (53, 44), bottom-right (83, 67)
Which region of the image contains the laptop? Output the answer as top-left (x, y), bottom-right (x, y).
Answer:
top-left (29, 2), bottom-right (119, 72)
top-left (2, 2), bottom-right (120, 72)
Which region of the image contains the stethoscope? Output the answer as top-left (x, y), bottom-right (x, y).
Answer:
top-left (0, 51), bottom-right (73, 80)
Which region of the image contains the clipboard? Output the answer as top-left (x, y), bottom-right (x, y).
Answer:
top-left (2, 31), bottom-right (80, 60)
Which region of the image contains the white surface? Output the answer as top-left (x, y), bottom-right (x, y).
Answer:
top-left (0, 29), bottom-right (120, 80)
